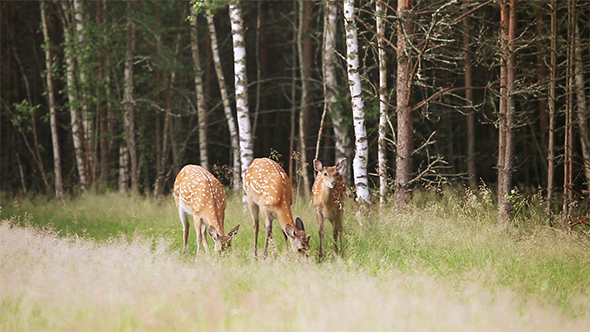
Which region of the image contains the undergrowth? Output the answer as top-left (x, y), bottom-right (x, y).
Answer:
top-left (1, 184), bottom-right (590, 329)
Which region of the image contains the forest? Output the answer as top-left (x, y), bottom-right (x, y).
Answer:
top-left (2, 0), bottom-right (589, 221)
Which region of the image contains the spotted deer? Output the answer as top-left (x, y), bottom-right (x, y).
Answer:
top-left (312, 158), bottom-right (346, 259)
top-left (173, 165), bottom-right (240, 258)
top-left (244, 158), bottom-right (310, 258)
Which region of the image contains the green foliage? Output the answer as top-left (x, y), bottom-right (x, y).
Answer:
top-left (191, 0), bottom-right (231, 17)
top-left (11, 100), bottom-right (41, 133)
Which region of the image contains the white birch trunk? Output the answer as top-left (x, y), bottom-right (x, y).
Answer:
top-left (230, 2), bottom-right (253, 186)
top-left (190, 8), bottom-right (209, 170)
top-left (343, 0), bottom-right (370, 206)
top-left (60, 1), bottom-right (87, 193)
top-left (376, 0), bottom-right (388, 206)
top-left (41, 1), bottom-right (63, 201)
top-left (207, 14), bottom-right (242, 190)
top-left (73, 0), bottom-right (95, 183)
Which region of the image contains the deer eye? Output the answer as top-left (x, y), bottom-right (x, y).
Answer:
top-left (324, 172), bottom-right (328, 176)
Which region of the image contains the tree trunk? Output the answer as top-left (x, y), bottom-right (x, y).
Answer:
top-left (97, 0), bottom-right (109, 189)
top-left (324, 0), bottom-right (351, 185)
top-left (497, 0), bottom-right (508, 214)
top-left (377, 0), bottom-right (388, 205)
top-left (290, 0), bottom-right (297, 179)
top-left (153, 6), bottom-right (164, 197)
top-left (536, 4), bottom-right (549, 154)
top-left (343, 0), bottom-right (370, 207)
top-left (207, 14), bottom-right (241, 190)
top-left (574, 21), bottom-right (590, 191)
top-left (547, 0), bottom-right (557, 221)
top-left (230, 1), bottom-right (254, 185)
top-left (123, 0), bottom-right (138, 192)
top-left (297, 0), bottom-right (311, 196)
top-left (73, 0), bottom-right (95, 188)
top-left (41, 1), bottom-right (63, 201)
top-left (60, 0), bottom-right (87, 194)
top-left (190, 7), bottom-right (209, 170)
top-left (563, 0), bottom-right (575, 214)
top-left (119, 142), bottom-right (129, 193)
top-left (463, 0), bottom-right (477, 190)
top-left (394, 0), bottom-right (414, 210)
top-left (498, 0), bottom-right (517, 222)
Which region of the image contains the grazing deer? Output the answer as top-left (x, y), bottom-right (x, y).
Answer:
top-left (244, 158), bottom-right (310, 258)
top-left (173, 165), bottom-right (240, 258)
top-left (312, 158), bottom-right (346, 259)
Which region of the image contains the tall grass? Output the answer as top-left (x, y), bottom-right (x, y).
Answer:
top-left (1, 186), bottom-right (590, 330)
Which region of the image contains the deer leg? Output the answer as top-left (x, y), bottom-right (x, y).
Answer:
top-left (332, 221), bottom-right (341, 254)
top-left (200, 220), bottom-right (209, 254)
top-left (316, 211), bottom-right (325, 260)
top-left (195, 219), bottom-right (204, 257)
top-left (250, 203), bottom-right (260, 259)
top-left (333, 212), bottom-right (343, 254)
top-left (263, 213), bottom-right (273, 258)
top-left (179, 210), bottom-right (190, 255)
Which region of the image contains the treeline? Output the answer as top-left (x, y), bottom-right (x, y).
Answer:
top-left (1, 1), bottom-right (589, 220)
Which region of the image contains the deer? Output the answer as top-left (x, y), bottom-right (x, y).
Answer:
top-left (312, 158), bottom-right (346, 259)
top-left (244, 158), bottom-right (310, 259)
top-left (173, 164), bottom-right (240, 258)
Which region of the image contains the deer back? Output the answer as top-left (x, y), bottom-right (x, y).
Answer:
top-left (244, 158), bottom-right (293, 210)
top-left (174, 165), bottom-right (227, 232)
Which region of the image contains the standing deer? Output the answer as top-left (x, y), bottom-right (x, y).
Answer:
top-left (312, 158), bottom-right (346, 259)
top-left (173, 165), bottom-right (240, 258)
top-left (244, 158), bottom-right (310, 258)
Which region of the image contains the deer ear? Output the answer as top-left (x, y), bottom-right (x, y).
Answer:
top-left (335, 158), bottom-right (346, 172)
top-left (228, 224), bottom-right (240, 238)
top-left (295, 217), bottom-right (305, 232)
top-left (313, 159), bottom-right (323, 172)
top-left (209, 225), bottom-right (219, 240)
top-left (284, 224), bottom-right (296, 239)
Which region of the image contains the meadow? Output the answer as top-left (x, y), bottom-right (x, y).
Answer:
top-left (1, 185), bottom-right (590, 330)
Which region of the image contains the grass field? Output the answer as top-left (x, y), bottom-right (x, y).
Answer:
top-left (1, 186), bottom-right (590, 330)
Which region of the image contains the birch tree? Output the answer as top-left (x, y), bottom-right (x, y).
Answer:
top-left (230, 1), bottom-right (253, 184)
top-left (343, 0), bottom-right (370, 206)
top-left (73, 0), bottom-right (95, 185)
top-left (41, 1), bottom-right (63, 201)
top-left (59, 0), bottom-right (87, 194)
top-left (190, 6), bottom-right (209, 170)
top-left (206, 14), bottom-right (241, 190)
